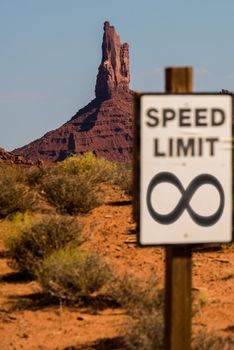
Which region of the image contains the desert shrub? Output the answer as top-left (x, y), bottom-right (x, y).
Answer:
top-left (25, 166), bottom-right (48, 187)
top-left (192, 332), bottom-right (234, 350)
top-left (109, 274), bottom-right (163, 313)
top-left (6, 210), bottom-right (32, 228)
top-left (58, 152), bottom-right (118, 184)
top-left (109, 274), bottom-right (147, 310)
top-left (0, 163), bottom-right (26, 182)
top-left (40, 172), bottom-right (102, 214)
top-left (0, 169), bottom-right (38, 218)
top-left (113, 163), bottom-right (132, 195)
top-left (5, 215), bottom-right (83, 276)
top-left (61, 152), bottom-right (117, 184)
top-left (126, 319), bottom-right (234, 350)
top-left (108, 274), bottom-right (164, 350)
top-left (125, 310), bottom-right (164, 350)
top-left (110, 275), bottom-right (233, 350)
top-left (36, 247), bottom-right (111, 301)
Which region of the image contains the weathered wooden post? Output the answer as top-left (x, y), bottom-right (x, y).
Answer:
top-left (134, 66), bottom-right (232, 350)
top-left (164, 67), bottom-right (193, 350)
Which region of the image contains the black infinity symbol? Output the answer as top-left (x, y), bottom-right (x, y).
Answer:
top-left (146, 172), bottom-right (225, 227)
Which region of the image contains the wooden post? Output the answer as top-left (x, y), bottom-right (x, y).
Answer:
top-left (165, 67), bottom-right (193, 93)
top-left (164, 67), bottom-right (193, 350)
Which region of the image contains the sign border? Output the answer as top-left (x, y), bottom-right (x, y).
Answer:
top-left (133, 92), bottom-right (234, 247)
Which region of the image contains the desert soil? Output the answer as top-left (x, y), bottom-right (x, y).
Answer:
top-left (0, 187), bottom-right (234, 349)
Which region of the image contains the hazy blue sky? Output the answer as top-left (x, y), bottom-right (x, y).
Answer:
top-left (0, 0), bottom-right (233, 150)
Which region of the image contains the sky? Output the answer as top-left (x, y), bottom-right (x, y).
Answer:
top-left (0, 0), bottom-right (233, 151)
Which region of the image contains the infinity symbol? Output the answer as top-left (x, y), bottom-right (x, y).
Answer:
top-left (146, 172), bottom-right (225, 227)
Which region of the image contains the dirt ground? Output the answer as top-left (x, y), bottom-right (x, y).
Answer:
top-left (0, 188), bottom-right (234, 349)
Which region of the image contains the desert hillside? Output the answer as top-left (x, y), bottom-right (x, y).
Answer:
top-left (0, 156), bottom-right (233, 350)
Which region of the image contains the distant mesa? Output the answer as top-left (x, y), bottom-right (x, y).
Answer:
top-left (13, 21), bottom-right (134, 163)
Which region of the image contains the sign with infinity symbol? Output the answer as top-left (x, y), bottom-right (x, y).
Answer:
top-left (136, 93), bottom-right (233, 245)
top-left (146, 172), bottom-right (225, 227)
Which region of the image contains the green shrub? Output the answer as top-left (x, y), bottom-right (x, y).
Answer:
top-left (5, 215), bottom-right (83, 276)
top-left (36, 247), bottom-right (111, 301)
top-left (40, 173), bottom-right (102, 214)
top-left (58, 152), bottom-right (117, 184)
top-left (0, 169), bottom-right (38, 218)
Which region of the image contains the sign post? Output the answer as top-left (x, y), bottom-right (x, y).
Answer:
top-left (134, 67), bottom-right (233, 350)
top-left (165, 68), bottom-right (193, 350)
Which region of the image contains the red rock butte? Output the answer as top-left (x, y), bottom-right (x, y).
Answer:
top-left (95, 21), bottom-right (130, 100)
top-left (13, 21), bottom-right (134, 163)
top-left (0, 147), bottom-right (34, 165)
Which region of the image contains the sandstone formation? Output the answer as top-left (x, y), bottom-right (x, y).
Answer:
top-left (0, 147), bottom-right (34, 165)
top-left (95, 21), bottom-right (130, 99)
top-left (13, 21), bottom-right (133, 163)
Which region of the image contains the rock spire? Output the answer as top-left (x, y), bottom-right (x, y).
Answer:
top-left (13, 21), bottom-right (133, 163)
top-left (95, 21), bottom-right (130, 100)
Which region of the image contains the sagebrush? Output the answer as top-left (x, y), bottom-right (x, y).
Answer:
top-left (113, 163), bottom-right (132, 195)
top-left (40, 173), bottom-right (102, 214)
top-left (192, 332), bottom-right (234, 350)
top-left (36, 247), bottom-right (111, 301)
top-left (5, 215), bottom-right (83, 276)
top-left (109, 274), bottom-right (164, 350)
top-left (58, 152), bottom-right (118, 184)
top-left (0, 166), bottom-right (38, 217)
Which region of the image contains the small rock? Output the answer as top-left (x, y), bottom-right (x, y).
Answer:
top-left (76, 316), bottom-right (84, 321)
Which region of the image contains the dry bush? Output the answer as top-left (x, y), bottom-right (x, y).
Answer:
top-left (220, 242), bottom-right (234, 253)
top-left (40, 154), bottom-right (133, 214)
top-left (110, 275), bottom-right (234, 350)
top-left (109, 274), bottom-right (164, 350)
top-left (57, 152), bottom-right (118, 184)
top-left (113, 163), bottom-right (132, 195)
top-left (25, 154), bottom-right (132, 214)
top-left (5, 215), bottom-right (83, 276)
top-left (24, 166), bottom-right (47, 187)
top-left (40, 173), bottom-right (102, 214)
top-left (110, 275), bottom-right (233, 350)
top-left (192, 332), bottom-right (234, 350)
top-left (0, 163), bottom-right (26, 181)
top-left (0, 166), bottom-right (38, 218)
top-left (110, 274), bottom-right (163, 314)
top-left (125, 310), bottom-right (164, 350)
top-left (36, 247), bottom-right (111, 301)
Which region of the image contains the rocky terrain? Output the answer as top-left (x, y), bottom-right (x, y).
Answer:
top-left (13, 22), bottom-right (134, 163)
top-left (0, 147), bottom-right (33, 166)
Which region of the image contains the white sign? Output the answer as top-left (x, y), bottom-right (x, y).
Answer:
top-left (139, 94), bottom-right (233, 245)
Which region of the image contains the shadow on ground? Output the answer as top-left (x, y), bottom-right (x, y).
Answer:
top-left (63, 336), bottom-right (126, 350)
top-left (0, 271), bottom-right (33, 284)
top-left (7, 292), bottom-right (120, 313)
top-left (106, 200), bottom-right (132, 207)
